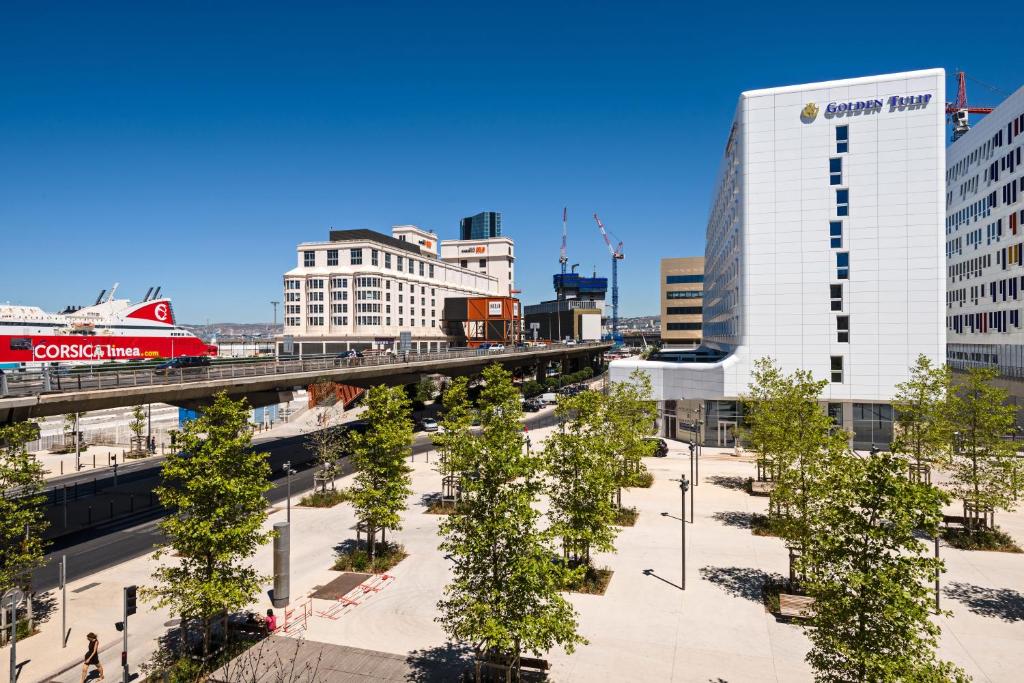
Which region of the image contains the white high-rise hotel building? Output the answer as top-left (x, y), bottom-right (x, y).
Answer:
top-left (612, 69), bottom-right (946, 448)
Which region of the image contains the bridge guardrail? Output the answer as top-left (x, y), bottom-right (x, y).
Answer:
top-left (0, 342), bottom-right (608, 399)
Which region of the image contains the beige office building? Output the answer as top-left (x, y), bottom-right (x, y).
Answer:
top-left (661, 257), bottom-right (704, 347)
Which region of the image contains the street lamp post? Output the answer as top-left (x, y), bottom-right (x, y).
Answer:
top-left (679, 475), bottom-right (689, 590)
top-left (283, 461), bottom-right (296, 523)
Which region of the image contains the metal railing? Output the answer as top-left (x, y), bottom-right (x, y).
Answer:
top-left (0, 342), bottom-right (607, 399)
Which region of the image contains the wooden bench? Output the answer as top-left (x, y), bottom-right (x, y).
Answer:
top-left (942, 515), bottom-right (989, 530)
top-left (519, 657), bottom-right (550, 672)
top-left (778, 594), bottom-right (815, 619)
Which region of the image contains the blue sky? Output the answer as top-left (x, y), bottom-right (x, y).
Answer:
top-left (1, 1), bottom-right (1020, 322)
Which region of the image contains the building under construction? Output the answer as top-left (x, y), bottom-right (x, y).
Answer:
top-left (442, 296), bottom-right (522, 347)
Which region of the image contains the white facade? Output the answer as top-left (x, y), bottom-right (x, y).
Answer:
top-left (614, 70), bottom-right (946, 415)
top-left (945, 85), bottom-right (1024, 377)
top-left (440, 236), bottom-right (516, 297)
top-left (283, 227), bottom-right (502, 353)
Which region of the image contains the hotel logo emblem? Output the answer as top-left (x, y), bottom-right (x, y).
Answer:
top-left (801, 102), bottom-right (819, 122)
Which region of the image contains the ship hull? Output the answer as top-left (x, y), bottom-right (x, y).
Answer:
top-left (1, 333), bottom-right (215, 364)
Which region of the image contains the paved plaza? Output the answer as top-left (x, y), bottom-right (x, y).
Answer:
top-left (5, 415), bottom-right (1024, 682)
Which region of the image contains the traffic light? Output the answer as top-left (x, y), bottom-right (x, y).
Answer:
top-left (125, 585), bottom-right (137, 616)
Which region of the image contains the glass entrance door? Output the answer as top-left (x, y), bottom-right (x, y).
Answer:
top-left (717, 420), bottom-right (737, 447)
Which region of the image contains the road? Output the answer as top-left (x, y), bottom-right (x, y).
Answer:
top-left (32, 409), bottom-right (560, 592)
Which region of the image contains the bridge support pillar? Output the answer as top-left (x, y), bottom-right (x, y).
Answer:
top-left (535, 361), bottom-right (548, 384)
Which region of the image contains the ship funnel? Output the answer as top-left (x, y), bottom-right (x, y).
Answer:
top-left (94, 289), bottom-right (107, 305)
top-left (152, 286), bottom-right (162, 299)
top-left (143, 287), bottom-right (154, 302)
top-left (107, 283), bottom-right (120, 302)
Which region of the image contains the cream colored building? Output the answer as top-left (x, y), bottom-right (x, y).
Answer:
top-left (440, 236), bottom-right (516, 297)
top-left (282, 227), bottom-right (502, 355)
top-left (660, 256), bottom-right (704, 347)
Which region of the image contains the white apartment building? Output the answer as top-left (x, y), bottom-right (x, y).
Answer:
top-left (440, 236), bottom-right (516, 297)
top-left (282, 227), bottom-right (503, 355)
top-left (945, 85), bottom-right (1024, 381)
top-left (612, 69), bottom-right (946, 448)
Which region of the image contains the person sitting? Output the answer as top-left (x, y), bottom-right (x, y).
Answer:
top-left (264, 608), bottom-right (277, 633)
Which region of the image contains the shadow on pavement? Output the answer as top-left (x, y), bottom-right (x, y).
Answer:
top-left (711, 511), bottom-right (754, 529)
top-left (944, 581), bottom-right (1024, 622)
top-left (706, 475), bottom-right (749, 491)
top-left (699, 565), bottom-right (783, 603)
top-left (405, 643), bottom-right (474, 682)
top-left (642, 568), bottom-right (683, 591)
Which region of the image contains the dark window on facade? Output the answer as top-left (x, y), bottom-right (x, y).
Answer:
top-left (350, 248), bottom-right (363, 265)
top-left (303, 251), bottom-right (315, 267)
top-left (665, 274), bottom-right (705, 284)
top-left (836, 252), bottom-right (850, 279)
top-left (830, 221), bottom-right (842, 248)
top-left (830, 284), bottom-right (843, 311)
top-left (327, 249), bottom-right (338, 266)
top-left (830, 356), bottom-right (844, 383)
top-left (837, 315), bottom-right (849, 343)
top-left (836, 125), bottom-right (849, 153)
top-left (829, 158), bottom-right (842, 185)
top-left (836, 189), bottom-right (849, 216)
top-left (667, 306), bottom-right (703, 315)
top-left (666, 322), bottom-right (702, 331)
top-left (667, 290), bottom-right (703, 299)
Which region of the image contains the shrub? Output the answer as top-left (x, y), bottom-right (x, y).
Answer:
top-left (941, 527), bottom-right (1023, 553)
top-left (332, 542), bottom-right (408, 573)
top-left (613, 506), bottom-right (638, 527)
top-left (298, 488), bottom-right (352, 507)
top-left (626, 471), bottom-right (654, 488)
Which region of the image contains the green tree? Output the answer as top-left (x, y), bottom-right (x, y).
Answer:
top-left (944, 367), bottom-right (1023, 532)
top-left (743, 357), bottom-right (848, 550)
top-left (891, 354), bottom-right (952, 476)
top-left (415, 376), bottom-right (436, 405)
top-left (437, 364), bottom-right (584, 674)
top-left (0, 422), bottom-right (48, 604)
top-left (544, 389), bottom-right (619, 567)
top-left (347, 385), bottom-right (414, 559)
top-left (800, 449), bottom-right (967, 683)
top-left (432, 377), bottom-right (475, 504)
top-left (605, 369), bottom-right (658, 506)
top-left (129, 404), bottom-right (146, 452)
top-left (148, 393), bottom-right (273, 657)
top-left (306, 408), bottom-right (343, 492)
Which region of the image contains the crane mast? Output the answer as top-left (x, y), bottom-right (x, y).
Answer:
top-left (946, 70), bottom-right (994, 142)
top-left (559, 207), bottom-right (568, 275)
top-left (593, 212), bottom-right (624, 336)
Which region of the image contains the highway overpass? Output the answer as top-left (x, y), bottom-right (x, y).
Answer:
top-left (0, 342), bottom-right (610, 423)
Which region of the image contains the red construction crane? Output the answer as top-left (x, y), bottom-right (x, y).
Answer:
top-left (946, 70), bottom-right (995, 141)
top-left (593, 213), bottom-right (623, 335)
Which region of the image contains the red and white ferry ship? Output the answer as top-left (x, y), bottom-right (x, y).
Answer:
top-left (0, 284), bottom-right (217, 366)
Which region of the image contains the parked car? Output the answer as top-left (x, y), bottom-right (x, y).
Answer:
top-left (488, 344), bottom-right (505, 352)
top-left (154, 356), bottom-right (211, 375)
top-left (334, 350), bottom-right (364, 364)
top-left (540, 392), bottom-right (558, 405)
top-left (645, 437), bottom-right (669, 457)
top-left (522, 399), bottom-right (543, 412)
top-left (419, 417), bottom-right (439, 432)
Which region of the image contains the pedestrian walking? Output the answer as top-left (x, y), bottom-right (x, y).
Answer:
top-left (81, 632), bottom-right (104, 681)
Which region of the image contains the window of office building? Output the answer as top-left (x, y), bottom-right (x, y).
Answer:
top-left (285, 279), bottom-right (301, 290)
top-left (667, 306), bottom-right (703, 315)
top-left (836, 252), bottom-right (850, 279)
top-left (829, 158), bottom-right (842, 185)
top-left (429, 264), bottom-right (435, 278)
top-left (666, 290), bottom-right (702, 299)
top-left (307, 291), bottom-right (324, 302)
top-left (827, 403), bottom-right (844, 426)
top-left (371, 249), bottom-right (379, 266)
top-left (397, 256), bottom-right (404, 271)
top-left (836, 125), bottom-right (849, 153)
top-left (460, 259), bottom-right (468, 268)
top-left (830, 221), bottom-right (843, 248)
top-left (327, 249), bottom-right (338, 266)
top-left (385, 252), bottom-right (392, 269)
top-left (303, 251), bottom-right (315, 267)
top-left (351, 248), bottom-right (363, 265)
top-left (331, 316), bottom-right (348, 326)
top-left (307, 316), bottom-right (324, 326)
top-left (830, 284), bottom-right (843, 311)
top-left (836, 189), bottom-right (849, 216)
top-left (330, 277), bottom-right (347, 288)
top-left (852, 403), bottom-right (894, 449)
top-left (419, 261), bottom-right (425, 276)
top-left (479, 259), bottom-right (486, 268)
top-left (667, 322), bottom-right (702, 330)
top-left (665, 274), bottom-right (704, 284)
top-left (830, 356), bottom-right (844, 383)
top-left (837, 315), bottom-right (849, 343)
top-left (308, 279), bottom-right (324, 289)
